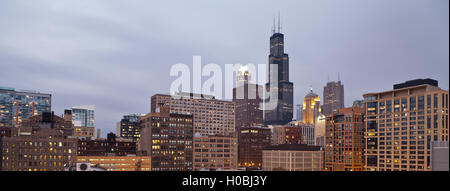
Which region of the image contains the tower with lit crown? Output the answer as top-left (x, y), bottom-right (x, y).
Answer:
top-left (302, 88), bottom-right (321, 125)
top-left (264, 13), bottom-right (294, 125)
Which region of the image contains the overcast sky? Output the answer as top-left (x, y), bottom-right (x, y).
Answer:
top-left (0, 0), bottom-right (448, 137)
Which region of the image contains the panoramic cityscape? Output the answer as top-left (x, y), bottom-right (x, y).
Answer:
top-left (0, 0), bottom-right (448, 172)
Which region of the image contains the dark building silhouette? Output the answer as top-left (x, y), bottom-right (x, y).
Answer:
top-left (264, 18), bottom-right (294, 126)
top-left (238, 126), bottom-right (271, 168)
top-left (77, 133), bottom-right (137, 156)
top-left (323, 80), bottom-right (344, 115)
top-left (393, 78), bottom-right (438, 89)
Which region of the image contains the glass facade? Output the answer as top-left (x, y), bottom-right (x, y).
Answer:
top-left (71, 105), bottom-right (95, 127)
top-left (0, 87), bottom-right (51, 127)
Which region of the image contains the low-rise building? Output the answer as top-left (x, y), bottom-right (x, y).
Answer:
top-left (263, 144), bottom-right (324, 171)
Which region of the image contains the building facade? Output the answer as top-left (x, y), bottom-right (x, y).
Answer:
top-left (323, 80), bottom-right (344, 115)
top-left (238, 126), bottom-right (271, 168)
top-left (77, 156), bottom-right (151, 171)
top-left (151, 93), bottom-right (235, 136)
top-left (0, 87), bottom-right (51, 128)
top-left (325, 107), bottom-right (364, 171)
top-left (363, 80), bottom-right (449, 171)
top-left (77, 133), bottom-right (137, 156)
top-left (138, 106), bottom-right (194, 171)
top-left (271, 125), bottom-right (303, 145)
top-left (66, 106), bottom-right (95, 138)
top-left (1, 118), bottom-right (77, 171)
top-left (262, 144), bottom-right (324, 171)
top-left (431, 141), bottom-right (449, 171)
top-left (302, 89), bottom-right (321, 125)
top-left (264, 27), bottom-right (294, 126)
top-left (118, 114), bottom-right (144, 141)
top-left (193, 134), bottom-right (238, 171)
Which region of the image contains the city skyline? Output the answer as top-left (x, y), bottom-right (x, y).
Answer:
top-left (0, 0), bottom-right (449, 137)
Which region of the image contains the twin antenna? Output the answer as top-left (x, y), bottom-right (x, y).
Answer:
top-left (272, 12), bottom-right (282, 34)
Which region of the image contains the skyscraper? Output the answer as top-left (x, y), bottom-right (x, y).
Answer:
top-left (296, 104), bottom-right (302, 121)
top-left (323, 80), bottom-right (344, 115)
top-left (233, 67), bottom-right (263, 140)
top-left (0, 87), bottom-right (51, 128)
top-left (302, 88), bottom-right (321, 125)
top-left (325, 107), bottom-right (364, 171)
top-left (264, 17), bottom-right (294, 126)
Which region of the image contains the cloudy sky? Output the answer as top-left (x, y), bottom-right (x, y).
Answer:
top-left (0, 0), bottom-right (448, 137)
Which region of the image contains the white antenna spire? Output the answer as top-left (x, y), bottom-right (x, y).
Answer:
top-left (272, 14), bottom-right (276, 34)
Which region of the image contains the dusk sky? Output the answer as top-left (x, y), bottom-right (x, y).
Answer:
top-left (1, 0), bottom-right (448, 137)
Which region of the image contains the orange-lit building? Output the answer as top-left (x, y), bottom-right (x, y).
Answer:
top-left (325, 107), bottom-right (364, 171)
top-left (302, 88), bottom-right (321, 125)
top-left (77, 155), bottom-right (151, 171)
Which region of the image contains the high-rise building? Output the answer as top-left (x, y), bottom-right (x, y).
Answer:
top-left (323, 80), bottom-right (344, 115)
top-left (138, 105), bottom-right (194, 171)
top-left (150, 93), bottom-right (235, 136)
top-left (118, 114), bottom-right (144, 141)
top-left (238, 126), bottom-right (271, 168)
top-left (0, 112), bottom-right (77, 171)
top-left (296, 104), bottom-right (302, 121)
top-left (263, 144), bottom-right (324, 171)
top-left (363, 79), bottom-right (448, 171)
top-left (0, 87), bottom-right (51, 128)
top-left (193, 134), bottom-right (238, 171)
top-left (68, 105), bottom-right (95, 138)
top-left (314, 113), bottom-right (326, 147)
top-left (233, 67), bottom-right (264, 138)
top-left (264, 19), bottom-right (294, 126)
top-left (325, 107), bottom-right (364, 171)
top-left (302, 88), bottom-right (321, 125)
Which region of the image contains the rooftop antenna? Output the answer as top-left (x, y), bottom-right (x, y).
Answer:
top-left (278, 11), bottom-right (281, 33)
top-left (272, 14), bottom-right (276, 34)
top-left (327, 74), bottom-right (330, 83)
top-left (338, 72), bottom-right (341, 82)
top-left (310, 85), bottom-right (313, 92)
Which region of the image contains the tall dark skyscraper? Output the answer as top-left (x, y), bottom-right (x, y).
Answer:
top-left (323, 78), bottom-right (344, 115)
top-left (264, 17), bottom-right (294, 125)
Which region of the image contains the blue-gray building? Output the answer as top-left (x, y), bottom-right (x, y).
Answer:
top-left (0, 86), bottom-right (51, 127)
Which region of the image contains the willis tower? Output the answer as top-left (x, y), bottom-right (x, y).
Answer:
top-left (264, 15), bottom-right (294, 125)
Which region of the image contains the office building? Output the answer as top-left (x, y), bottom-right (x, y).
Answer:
top-left (233, 67), bottom-right (264, 138)
top-left (0, 87), bottom-right (51, 128)
top-left (262, 144), bottom-right (324, 171)
top-left (238, 126), bottom-right (271, 168)
top-left (315, 113), bottom-right (326, 147)
top-left (296, 104), bottom-right (302, 121)
top-left (77, 155), bottom-right (151, 171)
top-left (271, 125), bottom-right (302, 145)
top-left (302, 88), bottom-right (321, 125)
top-left (264, 19), bottom-right (294, 126)
top-left (66, 106), bottom-right (95, 138)
top-left (118, 113), bottom-right (144, 141)
top-left (193, 134), bottom-right (238, 171)
top-left (363, 79), bottom-right (448, 171)
top-left (151, 93), bottom-right (235, 136)
top-left (77, 133), bottom-right (136, 156)
top-left (323, 80), bottom-right (344, 115)
top-left (138, 105), bottom-right (194, 171)
top-left (325, 107), bottom-right (364, 171)
top-left (0, 113), bottom-right (77, 171)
